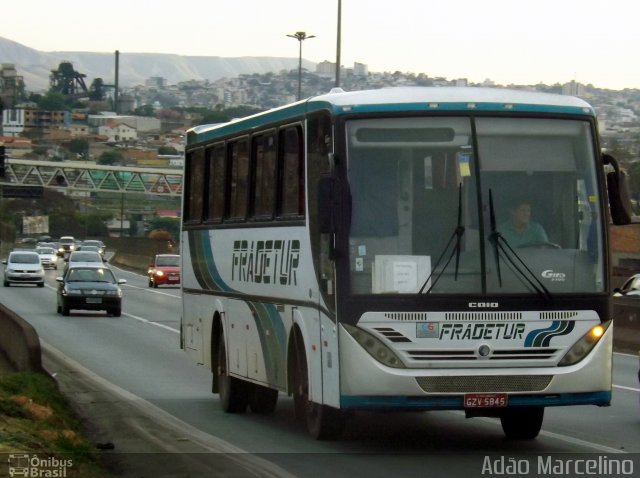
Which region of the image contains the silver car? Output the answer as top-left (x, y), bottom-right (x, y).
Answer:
top-left (2, 251), bottom-right (45, 287)
top-left (36, 246), bottom-right (58, 270)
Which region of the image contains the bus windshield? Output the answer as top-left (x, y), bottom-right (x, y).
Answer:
top-left (346, 116), bottom-right (604, 296)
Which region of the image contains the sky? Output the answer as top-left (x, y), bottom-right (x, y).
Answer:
top-left (3, 0), bottom-right (639, 90)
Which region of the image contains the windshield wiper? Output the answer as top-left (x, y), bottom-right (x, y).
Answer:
top-left (419, 185), bottom-right (465, 294)
top-left (487, 190), bottom-right (553, 303)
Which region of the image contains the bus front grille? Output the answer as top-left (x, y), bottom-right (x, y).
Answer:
top-left (406, 348), bottom-right (558, 361)
top-left (415, 375), bottom-right (553, 393)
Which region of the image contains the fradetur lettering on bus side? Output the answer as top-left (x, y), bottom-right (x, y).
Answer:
top-left (232, 239), bottom-right (300, 286)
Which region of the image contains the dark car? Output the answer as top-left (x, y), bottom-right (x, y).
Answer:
top-left (148, 254), bottom-right (180, 288)
top-left (613, 274), bottom-right (640, 297)
top-left (80, 240), bottom-right (106, 258)
top-left (56, 265), bottom-right (126, 317)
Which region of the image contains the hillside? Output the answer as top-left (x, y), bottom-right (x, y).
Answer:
top-left (0, 36), bottom-right (315, 92)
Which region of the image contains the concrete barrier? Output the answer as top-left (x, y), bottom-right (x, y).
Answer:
top-left (612, 297), bottom-right (640, 354)
top-left (0, 301), bottom-right (44, 373)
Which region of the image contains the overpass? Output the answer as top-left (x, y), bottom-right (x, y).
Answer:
top-left (1, 158), bottom-right (183, 196)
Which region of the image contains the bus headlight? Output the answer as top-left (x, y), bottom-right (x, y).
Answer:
top-left (558, 320), bottom-right (611, 366)
top-left (343, 323), bottom-right (405, 369)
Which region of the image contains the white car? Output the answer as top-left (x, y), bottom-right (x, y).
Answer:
top-left (64, 251), bottom-right (104, 272)
top-left (35, 246), bottom-right (58, 270)
top-left (2, 251), bottom-right (45, 287)
top-left (613, 274), bottom-right (640, 297)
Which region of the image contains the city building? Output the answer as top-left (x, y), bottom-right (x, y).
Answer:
top-left (0, 63), bottom-right (25, 109)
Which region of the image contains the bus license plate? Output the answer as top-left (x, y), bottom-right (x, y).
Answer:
top-left (464, 393), bottom-right (508, 408)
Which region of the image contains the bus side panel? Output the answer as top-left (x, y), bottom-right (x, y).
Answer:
top-left (246, 301), bottom-right (289, 387)
top-left (227, 299), bottom-right (250, 377)
top-left (321, 313), bottom-right (341, 408)
top-left (181, 236), bottom-right (205, 365)
top-left (181, 291), bottom-right (208, 365)
top-left (293, 307), bottom-right (323, 405)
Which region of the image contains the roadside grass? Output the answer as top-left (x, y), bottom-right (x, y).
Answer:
top-left (0, 372), bottom-right (112, 477)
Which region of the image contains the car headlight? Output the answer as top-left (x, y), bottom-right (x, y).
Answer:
top-left (343, 323), bottom-right (405, 368)
top-left (558, 320), bottom-right (611, 366)
top-left (64, 288), bottom-right (82, 296)
top-left (155, 270), bottom-right (165, 277)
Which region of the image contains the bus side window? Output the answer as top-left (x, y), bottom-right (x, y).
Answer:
top-left (206, 144), bottom-right (225, 223)
top-left (251, 132), bottom-right (277, 219)
top-left (186, 148), bottom-right (205, 223)
top-left (279, 126), bottom-right (305, 217)
top-left (228, 138), bottom-right (250, 221)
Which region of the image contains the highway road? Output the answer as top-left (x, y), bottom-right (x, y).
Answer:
top-left (1, 258), bottom-right (640, 477)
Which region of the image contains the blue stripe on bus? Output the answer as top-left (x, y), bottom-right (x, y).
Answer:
top-left (319, 102), bottom-right (594, 116)
top-left (189, 229), bottom-right (288, 387)
top-left (340, 391), bottom-right (611, 410)
top-left (188, 101), bottom-right (594, 145)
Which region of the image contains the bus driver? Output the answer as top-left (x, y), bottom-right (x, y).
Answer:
top-left (499, 198), bottom-right (548, 247)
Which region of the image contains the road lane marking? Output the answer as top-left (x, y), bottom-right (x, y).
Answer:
top-left (40, 340), bottom-right (298, 477)
top-left (123, 282), bottom-right (180, 298)
top-left (537, 429), bottom-right (627, 453)
top-left (465, 413), bottom-right (628, 453)
top-left (614, 384), bottom-right (640, 393)
top-left (124, 311), bottom-right (180, 334)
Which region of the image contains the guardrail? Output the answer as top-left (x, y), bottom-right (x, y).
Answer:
top-left (0, 302), bottom-right (44, 373)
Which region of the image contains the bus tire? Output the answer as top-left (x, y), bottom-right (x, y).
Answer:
top-left (217, 334), bottom-right (248, 413)
top-left (500, 407), bottom-right (544, 440)
top-left (306, 403), bottom-right (346, 440)
top-left (249, 384), bottom-right (278, 414)
top-left (292, 331), bottom-right (345, 440)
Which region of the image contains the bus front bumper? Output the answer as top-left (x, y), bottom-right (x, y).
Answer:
top-left (338, 323), bottom-right (613, 411)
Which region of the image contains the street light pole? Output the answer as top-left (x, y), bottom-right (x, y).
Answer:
top-left (286, 31), bottom-right (315, 100)
top-left (336, 0), bottom-right (342, 87)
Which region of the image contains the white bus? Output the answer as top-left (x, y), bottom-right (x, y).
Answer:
top-left (180, 87), bottom-right (631, 440)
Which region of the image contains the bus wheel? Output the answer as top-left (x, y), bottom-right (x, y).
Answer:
top-left (306, 403), bottom-right (346, 440)
top-left (217, 334), bottom-right (248, 413)
top-left (249, 384), bottom-right (278, 414)
top-left (500, 407), bottom-right (544, 440)
top-left (292, 341), bottom-right (345, 440)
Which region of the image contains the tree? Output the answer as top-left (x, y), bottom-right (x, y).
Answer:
top-left (38, 92), bottom-right (68, 111)
top-left (98, 151), bottom-right (124, 165)
top-left (158, 146), bottom-right (178, 155)
top-left (147, 217), bottom-right (180, 240)
top-left (134, 104), bottom-right (155, 117)
top-left (68, 139), bottom-right (90, 160)
top-left (32, 146), bottom-right (49, 158)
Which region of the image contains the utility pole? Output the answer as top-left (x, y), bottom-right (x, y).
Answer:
top-left (286, 31), bottom-right (315, 100)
